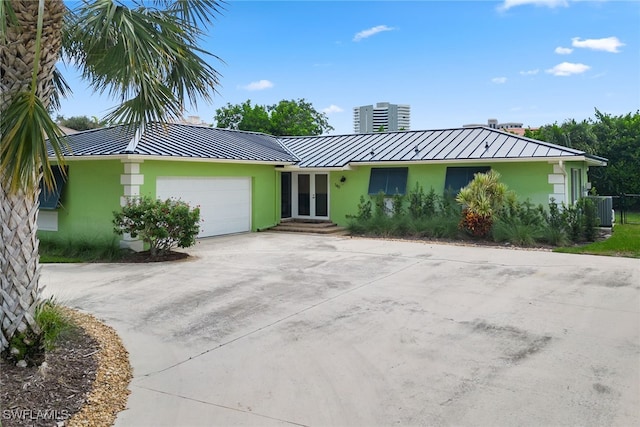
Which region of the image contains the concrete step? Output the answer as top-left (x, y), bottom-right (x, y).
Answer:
top-left (270, 221), bottom-right (349, 235)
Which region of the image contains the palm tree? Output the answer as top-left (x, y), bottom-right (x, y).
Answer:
top-left (0, 0), bottom-right (223, 356)
top-left (456, 170), bottom-right (509, 237)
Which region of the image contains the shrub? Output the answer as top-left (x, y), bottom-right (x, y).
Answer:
top-left (36, 298), bottom-right (73, 351)
top-left (113, 196), bottom-right (201, 257)
top-left (562, 203), bottom-right (584, 242)
top-left (492, 219), bottom-right (539, 246)
top-left (407, 183), bottom-right (424, 219)
top-left (423, 187), bottom-right (439, 217)
top-left (347, 195), bottom-right (372, 221)
top-left (579, 197), bottom-right (599, 241)
top-left (460, 208), bottom-right (493, 237)
top-left (456, 170), bottom-right (510, 237)
top-left (392, 193), bottom-right (404, 218)
top-left (39, 236), bottom-right (122, 262)
top-left (372, 191), bottom-right (387, 217)
top-left (493, 198), bottom-right (545, 246)
top-left (3, 298), bottom-right (73, 366)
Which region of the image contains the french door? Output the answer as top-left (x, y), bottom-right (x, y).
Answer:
top-left (293, 172), bottom-right (329, 219)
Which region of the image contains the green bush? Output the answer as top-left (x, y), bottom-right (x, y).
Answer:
top-left (39, 236), bottom-right (122, 262)
top-left (579, 198), bottom-right (599, 241)
top-left (113, 196), bottom-right (201, 257)
top-left (392, 193), bottom-right (404, 218)
top-left (407, 183), bottom-right (425, 219)
top-left (541, 198), bottom-right (568, 245)
top-left (493, 198), bottom-right (546, 246)
top-left (36, 298), bottom-right (73, 351)
top-left (3, 298), bottom-right (73, 366)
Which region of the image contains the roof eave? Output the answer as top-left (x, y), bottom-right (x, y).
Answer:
top-left (50, 154), bottom-right (298, 166)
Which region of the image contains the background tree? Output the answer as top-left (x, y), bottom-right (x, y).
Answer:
top-left (1, 0), bottom-right (223, 358)
top-left (56, 115), bottom-right (105, 131)
top-left (526, 109), bottom-right (640, 198)
top-left (590, 110), bottom-right (640, 197)
top-left (213, 100), bottom-right (271, 133)
top-left (214, 98), bottom-right (333, 136)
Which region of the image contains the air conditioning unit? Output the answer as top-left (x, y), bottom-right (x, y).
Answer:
top-left (586, 196), bottom-right (614, 227)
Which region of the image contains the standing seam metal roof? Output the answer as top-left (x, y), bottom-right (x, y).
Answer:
top-left (280, 127), bottom-right (606, 167)
top-left (53, 123), bottom-right (298, 162)
top-left (51, 124), bottom-right (606, 167)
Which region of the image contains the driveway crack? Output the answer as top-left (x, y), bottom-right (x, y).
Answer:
top-left (132, 384), bottom-right (310, 426)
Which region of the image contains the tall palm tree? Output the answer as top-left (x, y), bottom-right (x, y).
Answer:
top-left (0, 0), bottom-right (223, 355)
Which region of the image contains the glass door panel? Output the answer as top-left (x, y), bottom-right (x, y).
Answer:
top-left (314, 174), bottom-right (328, 217)
top-left (297, 174), bottom-right (310, 216)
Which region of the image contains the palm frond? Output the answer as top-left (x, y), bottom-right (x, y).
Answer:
top-left (161, 0), bottom-right (226, 29)
top-left (49, 67), bottom-right (72, 112)
top-left (0, 91), bottom-right (68, 193)
top-left (65, 0), bottom-right (222, 130)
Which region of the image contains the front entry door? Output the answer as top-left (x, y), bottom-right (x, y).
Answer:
top-left (293, 173), bottom-right (329, 219)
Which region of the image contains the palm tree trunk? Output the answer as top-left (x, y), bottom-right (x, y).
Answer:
top-left (0, 0), bottom-right (65, 353)
top-left (0, 182), bottom-right (42, 351)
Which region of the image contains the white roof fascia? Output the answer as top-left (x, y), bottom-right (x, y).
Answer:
top-left (52, 154), bottom-right (297, 166)
top-left (281, 165), bottom-right (346, 172)
top-left (349, 156), bottom-right (600, 167)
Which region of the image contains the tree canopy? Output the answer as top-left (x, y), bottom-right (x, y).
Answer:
top-left (525, 109), bottom-right (640, 197)
top-left (213, 99), bottom-right (333, 136)
top-left (56, 115), bottom-right (105, 131)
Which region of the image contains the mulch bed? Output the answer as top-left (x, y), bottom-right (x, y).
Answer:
top-left (1, 308), bottom-right (132, 427)
top-left (119, 250), bottom-right (189, 263)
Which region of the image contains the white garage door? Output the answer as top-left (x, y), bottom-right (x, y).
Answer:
top-left (156, 177), bottom-right (251, 238)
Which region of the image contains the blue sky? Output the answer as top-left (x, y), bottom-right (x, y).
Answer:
top-left (58, 0), bottom-right (640, 135)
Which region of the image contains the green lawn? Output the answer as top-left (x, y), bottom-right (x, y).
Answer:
top-left (618, 211), bottom-right (640, 225)
top-left (554, 223), bottom-right (640, 258)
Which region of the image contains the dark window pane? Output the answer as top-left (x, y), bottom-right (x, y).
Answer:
top-left (444, 166), bottom-right (490, 196)
top-left (368, 168), bottom-right (408, 195)
top-left (39, 166), bottom-right (67, 210)
top-left (298, 174), bottom-right (310, 216)
top-left (315, 174), bottom-right (328, 216)
top-left (281, 172), bottom-right (291, 218)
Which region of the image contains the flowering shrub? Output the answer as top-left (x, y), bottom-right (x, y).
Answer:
top-left (113, 196), bottom-right (200, 257)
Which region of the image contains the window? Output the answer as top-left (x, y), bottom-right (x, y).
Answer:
top-left (444, 166), bottom-right (490, 195)
top-left (39, 166), bottom-right (67, 210)
top-left (571, 168), bottom-right (582, 204)
top-left (368, 167), bottom-right (409, 195)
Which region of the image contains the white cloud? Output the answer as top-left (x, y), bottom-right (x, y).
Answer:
top-left (322, 105), bottom-right (344, 114)
top-left (498, 0), bottom-right (568, 11)
top-left (353, 25), bottom-right (395, 42)
top-left (571, 36), bottom-right (624, 53)
top-left (519, 69), bottom-right (540, 76)
top-left (546, 62), bottom-right (590, 76)
top-left (555, 46), bottom-right (573, 55)
top-left (492, 77), bottom-right (508, 84)
top-left (240, 79), bottom-right (274, 91)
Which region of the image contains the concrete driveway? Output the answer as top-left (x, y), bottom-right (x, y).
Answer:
top-left (42, 233), bottom-right (640, 426)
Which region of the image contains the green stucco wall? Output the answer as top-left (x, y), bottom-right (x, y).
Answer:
top-left (327, 162), bottom-right (582, 227)
top-left (39, 160), bottom-right (122, 243)
top-left (38, 159), bottom-right (281, 244)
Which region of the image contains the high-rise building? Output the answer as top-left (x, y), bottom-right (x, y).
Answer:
top-left (354, 102), bottom-right (410, 133)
